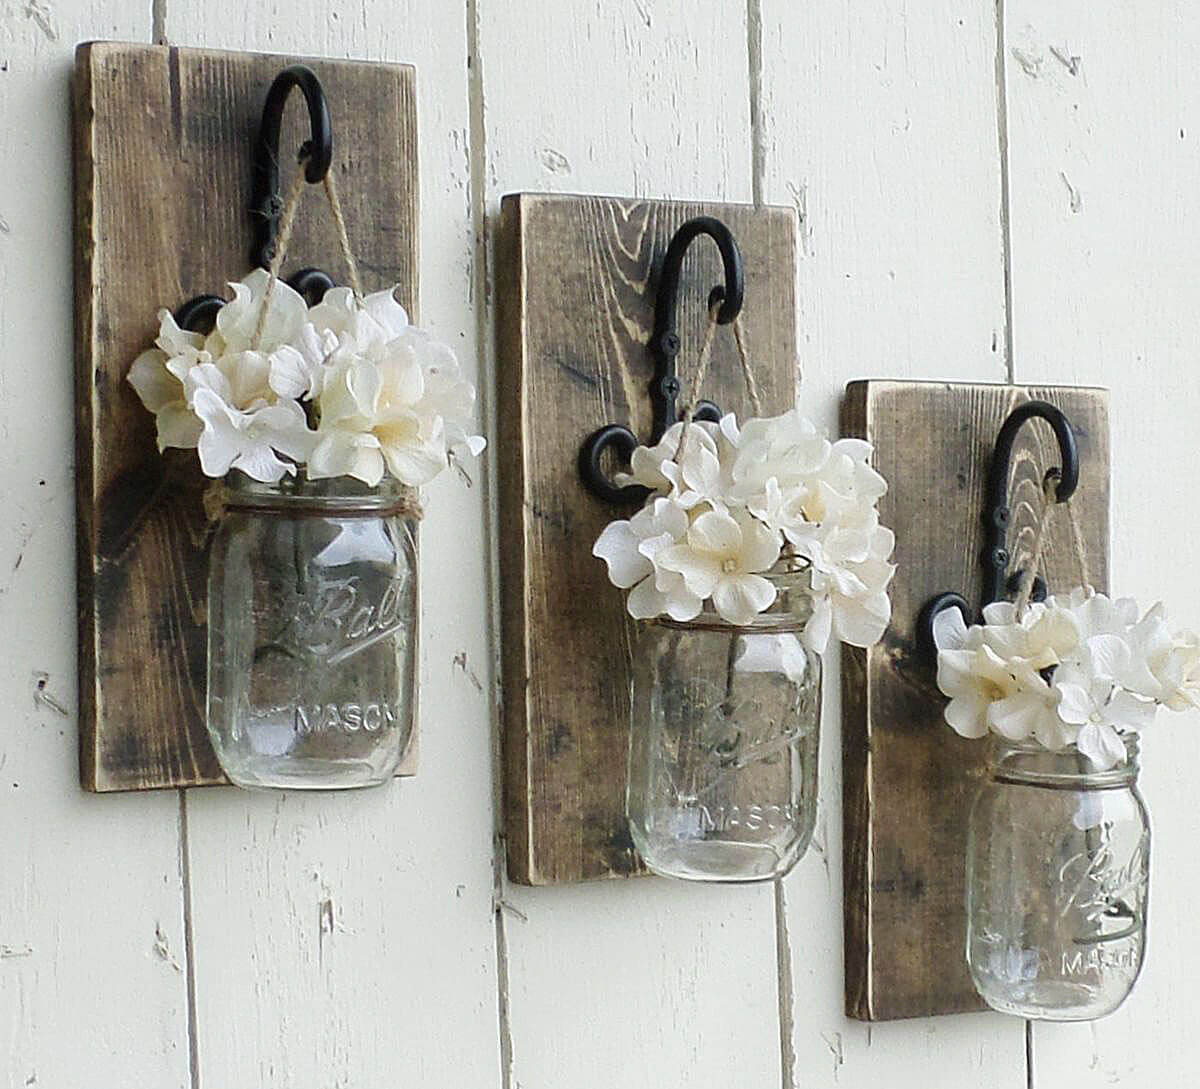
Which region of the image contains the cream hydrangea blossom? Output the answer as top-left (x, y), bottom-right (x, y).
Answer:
top-left (592, 497), bottom-right (701, 620)
top-left (129, 271), bottom-right (319, 481)
top-left (593, 408), bottom-right (895, 651)
top-left (307, 322), bottom-right (485, 487)
top-left (128, 274), bottom-right (484, 489)
top-left (933, 587), bottom-right (1199, 770)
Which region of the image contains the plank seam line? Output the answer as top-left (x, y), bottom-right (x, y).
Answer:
top-left (179, 790), bottom-right (202, 1089)
top-left (994, 0), bottom-right (1016, 383)
top-left (774, 878), bottom-right (797, 1089)
top-left (465, 0), bottom-right (514, 1082)
top-left (746, 0), bottom-right (765, 208)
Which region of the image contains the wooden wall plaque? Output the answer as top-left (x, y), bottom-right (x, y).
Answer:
top-left (74, 43), bottom-right (419, 791)
top-left (841, 381), bottom-right (1110, 1020)
top-left (497, 193), bottom-right (798, 885)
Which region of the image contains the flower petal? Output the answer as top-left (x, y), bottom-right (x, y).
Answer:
top-left (711, 573), bottom-right (776, 626)
top-left (593, 520), bottom-right (652, 589)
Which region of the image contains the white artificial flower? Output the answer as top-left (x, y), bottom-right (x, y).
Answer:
top-left (615, 419), bottom-right (728, 508)
top-left (191, 390), bottom-right (316, 482)
top-left (937, 642), bottom-right (1059, 743)
top-left (1150, 629), bottom-right (1200, 711)
top-left (977, 599), bottom-right (1080, 670)
top-left (309, 325), bottom-right (485, 488)
top-left (127, 309), bottom-right (207, 451)
top-left (1054, 635), bottom-right (1158, 770)
top-left (734, 633), bottom-right (809, 684)
top-left (931, 605), bottom-right (980, 654)
top-left (309, 285), bottom-right (410, 348)
top-left (934, 602), bottom-right (1069, 748)
top-left (268, 333), bottom-right (335, 402)
top-left (129, 273), bottom-right (322, 480)
top-left (726, 409), bottom-right (832, 503)
top-left (805, 521), bottom-right (895, 653)
top-left (591, 497), bottom-right (701, 621)
top-left (207, 268), bottom-right (310, 357)
top-left (128, 274), bottom-right (484, 488)
top-left (657, 507), bottom-right (782, 625)
top-left (594, 408), bottom-right (893, 649)
top-left (934, 585), bottom-right (1198, 761)
top-left (1057, 587), bottom-right (1139, 643)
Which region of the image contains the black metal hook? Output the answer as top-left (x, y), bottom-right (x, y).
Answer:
top-left (250, 64), bottom-right (334, 272)
top-left (917, 400), bottom-right (1080, 662)
top-left (578, 216), bottom-right (744, 505)
top-left (171, 68), bottom-right (340, 336)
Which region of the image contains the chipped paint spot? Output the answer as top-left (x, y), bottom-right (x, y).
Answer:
top-left (1011, 46), bottom-right (1043, 79)
top-left (152, 923), bottom-right (181, 972)
top-left (23, 0), bottom-right (58, 40)
top-left (786, 180), bottom-right (812, 257)
top-left (1049, 45), bottom-right (1081, 76)
top-left (453, 651), bottom-right (484, 693)
top-left (538, 147), bottom-right (571, 176)
top-left (1060, 171), bottom-right (1083, 213)
top-left (0, 214), bottom-right (9, 234)
top-left (820, 1031), bottom-right (845, 1081)
top-left (494, 897), bottom-right (528, 923)
top-left (32, 672), bottom-right (68, 717)
top-left (0, 944), bottom-right (33, 959)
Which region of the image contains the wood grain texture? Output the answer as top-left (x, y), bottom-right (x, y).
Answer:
top-left (841, 381), bottom-right (1109, 1022)
top-left (497, 193), bottom-right (797, 886)
top-left (74, 42), bottom-right (418, 790)
top-left (1002, 6), bottom-right (1200, 1083)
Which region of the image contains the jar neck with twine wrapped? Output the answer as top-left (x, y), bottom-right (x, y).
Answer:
top-left (208, 157), bottom-right (423, 523)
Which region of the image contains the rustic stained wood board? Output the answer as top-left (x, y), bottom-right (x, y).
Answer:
top-left (74, 42), bottom-right (419, 791)
top-left (496, 193), bottom-right (798, 885)
top-left (840, 381), bottom-right (1110, 1021)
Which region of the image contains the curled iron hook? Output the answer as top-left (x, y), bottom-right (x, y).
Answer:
top-left (918, 400), bottom-right (1080, 662)
top-left (579, 216), bottom-right (743, 505)
top-left (172, 68), bottom-right (340, 336)
top-left (250, 64), bottom-right (334, 271)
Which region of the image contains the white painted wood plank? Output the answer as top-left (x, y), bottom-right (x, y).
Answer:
top-left (478, 3), bottom-right (783, 1086)
top-left (0, 5), bottom-right (192, 1088)
top-left (759, 3), bottom-right (1027, 1085)
top-left (1003, 6), bottom-right (1200, 1085)
top-left (163, 5), bottom-right (502, 1086)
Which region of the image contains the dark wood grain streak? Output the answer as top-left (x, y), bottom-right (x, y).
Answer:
top-left (74, 43), bottom-right (418, 791)
top-left (497, 193), bottom-right (798, 885)
top-left (840, 380), bottom-right (1110, 1020)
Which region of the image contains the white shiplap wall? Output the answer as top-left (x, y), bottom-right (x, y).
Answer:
top-left (1, 2), bottom-right (1196, 1087)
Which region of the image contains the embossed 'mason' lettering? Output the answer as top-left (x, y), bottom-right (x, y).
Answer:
top-left (293, 701), bottom-right (401, 735)
top-left (693, 802), bottom-right (796, 833)
top-left (1061, 944), bottom-right (1140, 977)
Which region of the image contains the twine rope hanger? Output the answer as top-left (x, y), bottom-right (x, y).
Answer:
top-left (674, 304), bottom-right (762, 463)
top-left (215, 154), bottom-right (423, 522)
top-left (1012, 467), bottom-right (1091, 619)
top-left (252, 154), bottom-right (364, 349)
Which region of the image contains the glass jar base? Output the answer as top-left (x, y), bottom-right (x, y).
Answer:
top-left (635, 837), bottom-right (802, 883)
top-left (221, 756), bottom-right (396, 791)
top-left (974, 978), bottom-right (1131, 1022)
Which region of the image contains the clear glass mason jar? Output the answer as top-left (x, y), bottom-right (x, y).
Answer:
top-left (626, 566), bottom-right (820, 882)
top-left (207, 471), bottom-right (418, 790)
top-left (966, 735), bottom-right (1150, 1020)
